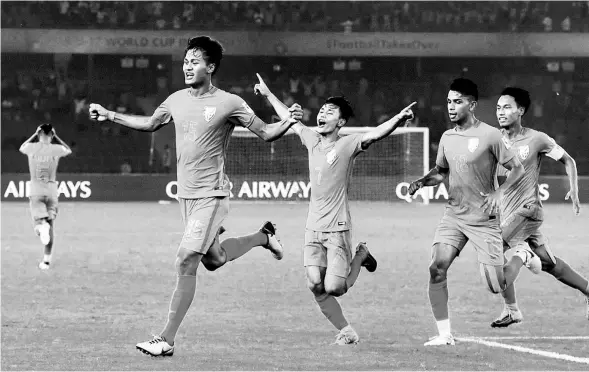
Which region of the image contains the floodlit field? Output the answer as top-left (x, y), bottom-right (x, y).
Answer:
top-left (2, 201), bottom-right (588, 371)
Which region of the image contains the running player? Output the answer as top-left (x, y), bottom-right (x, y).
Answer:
top-left (19, 124), bottom-right (72, 270)
top-left (254, 73), bottom-right (415, 344)
top-left (89, 36), bottom-right (304, 357)
top-left (491, 87), bottom-right (588, 327)
top-left (407, 78), bottom-right (527, 346)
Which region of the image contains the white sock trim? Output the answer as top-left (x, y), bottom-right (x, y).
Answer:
top-left (436, 319), bottom-right (451, 336)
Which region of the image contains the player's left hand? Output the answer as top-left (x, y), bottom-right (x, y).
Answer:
top-left (288, 103), bottom-right (303, 123)
top-left (254, 73), bottom-right (272, 97)
top-left (395, 101), bottom-right (417, 123)
top-left (480, 190), bottom-right (501, 215)
top-left (565, 190), bottom-right (581, 216)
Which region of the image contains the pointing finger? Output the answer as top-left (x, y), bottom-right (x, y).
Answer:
top-left (256, 73), bottom-right (264, 84)
top-left (404, 101), bottom-right (417, 111)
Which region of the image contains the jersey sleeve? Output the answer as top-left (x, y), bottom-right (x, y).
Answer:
top-left (347, 134), bottom-right (365, 157)
top-left (490, 130), bottom-right (515, 166)
top-left (19, 142), bottom-right (36, 155)
top-left (146, 97), bottom-right (173, 128)
top-left (228, 95), bottom-right (256, 128)
top-left (51, 144), bottom-right (71, 157)
top-left (435, 135), bottom-right (449, 168)
top-left (299, 126), bottom-right (319, 149)
top-left (537, 131), bottom-right (565, 160)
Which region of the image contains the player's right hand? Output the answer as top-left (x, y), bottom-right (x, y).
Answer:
top-left (254, 73), bottom-right (272, 97)
top-left (288, 103), bottom-right (303, 123)
top-left (408, 180), bottom-right (423, 196)
top-left (89, 103), bottom-right (109, 122)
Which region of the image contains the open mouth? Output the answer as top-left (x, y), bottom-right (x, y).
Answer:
top-left (449, 113), bottom-right (457, 119)
top-left (185, 73), bottom-right (195, 79)
top-left (317, 120), bottom-right (326, 128)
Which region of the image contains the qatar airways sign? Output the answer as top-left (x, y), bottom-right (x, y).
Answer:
top-left (395, 182), bottom-right (551, 203)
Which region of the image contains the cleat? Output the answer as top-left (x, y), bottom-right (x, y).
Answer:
top-left (334, 325), bottom-right (359, 345)
top-left (38, 222), bottom-right (51, 245)
top-left (38, 261), bottom-right (50, 270)
top-left (490, 311), bottom-right (523, 328)
top-left (218, 226), bottom-right (226, 235)
top-left (259, 221), bottom-right (283, 260)
top-left (136, 336), bottom-right (174, 357)
top-left (424, 334), bottom-right (455, 346)
top-left (356, 242), bottom-right (377, 272)
top-left (514, 246), bottom-right (541, 274)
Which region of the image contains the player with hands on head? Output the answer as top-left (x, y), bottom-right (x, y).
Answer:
top-left (255, 72), bottom-right (415, 345)
top-left (19, 123), bottom-right (72, 270)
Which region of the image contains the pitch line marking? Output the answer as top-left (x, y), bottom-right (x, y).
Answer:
top-left (456, 337), bottom-right (589, 365)
top-left (479, 336), bottom-right (589, 340)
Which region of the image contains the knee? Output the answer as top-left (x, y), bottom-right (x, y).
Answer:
top-left (307, 279), bottom-right (325, 296)
top-left (175, 249), bottom-right (201, 275)
top-left (324, 282), bottom-right (347, 297)
top-left (429, 260), bottom-right (448, 282)
top-left (202, 254), bottom-right (226, 272)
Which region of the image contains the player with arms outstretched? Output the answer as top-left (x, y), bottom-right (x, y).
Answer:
top-left (19, 124), bottom-right (72, 270)
top-left (89, 36), bottom-right (303, 357)
top-left (491, 87), bottom-right (588, 327)
top-left (254, 74), bottom-right (415, 344)
top-left (407, 78), bottom-right (527, 346)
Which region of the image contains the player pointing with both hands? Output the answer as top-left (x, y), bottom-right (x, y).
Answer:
top-left (255, 72), bottom-right (415, 345)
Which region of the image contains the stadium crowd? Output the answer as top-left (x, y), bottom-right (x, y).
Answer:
top-left (3, 1), bottom-right (589, 32)
top-left (2, 1), bottom-right (588, 174)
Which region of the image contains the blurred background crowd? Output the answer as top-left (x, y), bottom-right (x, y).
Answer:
top-left (2, 1), bottom-right (588, 175)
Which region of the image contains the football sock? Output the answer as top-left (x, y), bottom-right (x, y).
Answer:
top-left (345, 252), bottom-right (365, 291)
top-left (314, 292), bottom-right (349, 330)
top-left (429, 279), bottom-right (449, 321)
top-left (43, 254), bottom-right (52, 263)
top-left (501, 282), bottom-right (518, 307)
top-left (548, 257), bottom-right (589, 296)
top-left (222, 232), bottom-right (267, 262)
top-left (44, 225), bottom-right (54, 254)
top-left (436, 319), bottom-right (451, 336)
top-left (506, 302), bottom-right (520, 313)
top-left (161, 275), bottom-right (197, 345)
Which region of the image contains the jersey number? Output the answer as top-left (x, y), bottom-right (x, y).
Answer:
top-left (35, 165), bottom-right (49, 181)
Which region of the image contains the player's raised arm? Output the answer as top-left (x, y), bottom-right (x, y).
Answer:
top-left (19, 127), bottom-right (41, 154)
top-left (253, 73), bottom-right (305, 136)
top-left (361, 102), bottom-right (416, 150)
top-left (89, 102), bottom-right (171, 132)
top-left (51, 128), bottom-right (72, 156)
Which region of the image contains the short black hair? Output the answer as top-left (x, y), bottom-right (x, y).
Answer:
top-left (449, 78), bottom-right (478, 101)
top-left (325, 96), bottom-right (355, 121)
top-left (500, 87), bottom-right (531, 116)
top-left (184, 36), bottom-right (224, 75)
top-left (39, 124), bottom-right (53, 135)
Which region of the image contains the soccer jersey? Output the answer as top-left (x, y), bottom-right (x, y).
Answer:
top-left (499, 127), bottom-right (564, 221)
top-left (21, 143), bottom-right (71, 198)
top-left (147, 87), bottom-right (256, 199)
top-left (299, 126), bottom-right (364, 232)
top-left (436, 121), bottom-right (515, 223)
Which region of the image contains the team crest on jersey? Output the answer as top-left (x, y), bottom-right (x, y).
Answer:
top-left (518, 145), bottom-right (530, 160)
top-left (203, 106), bottom-right (216, 122)
top-left (241, 102), bottom-right (254, 114)
top-left (326, 149), bottom-right (337, 165)
top-left (467, 138), bottom-right (479, 153)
